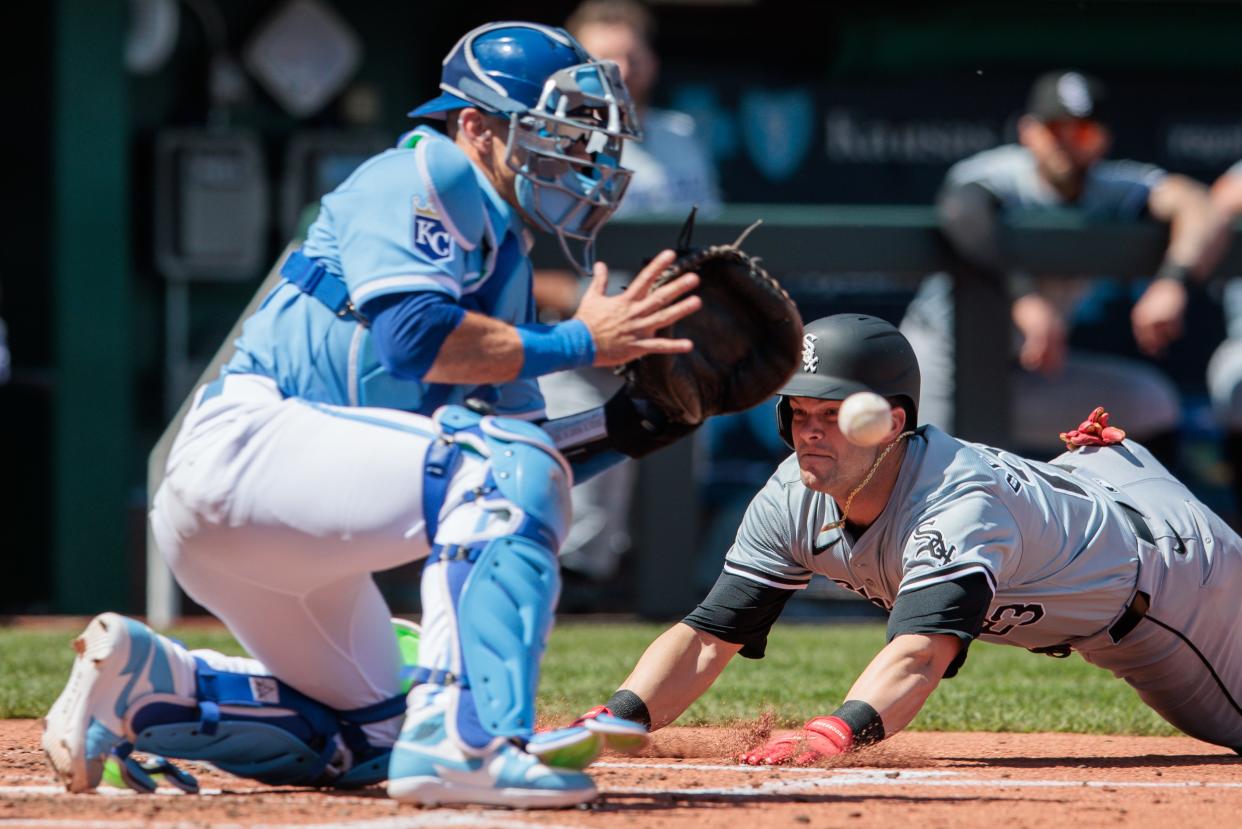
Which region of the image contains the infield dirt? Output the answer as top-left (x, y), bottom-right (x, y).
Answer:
top-left (2, 719), bottom-right (1240, 827)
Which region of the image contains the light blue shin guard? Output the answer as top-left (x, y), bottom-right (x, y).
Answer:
top-left (415, 409), bottom-right (571, 750)
top-left (458, 535), bottom-right (560, 739)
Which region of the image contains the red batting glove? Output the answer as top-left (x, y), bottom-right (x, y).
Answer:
top-left (739, 715), bottom-right (854, 766)
top-left (1059, 406), bottom-right (1126, 451)
top-left (572, 705), bottom-right (613, 726)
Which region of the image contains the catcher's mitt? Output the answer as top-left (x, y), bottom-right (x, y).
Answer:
top-left (621, 210), bottom-right (803, 425)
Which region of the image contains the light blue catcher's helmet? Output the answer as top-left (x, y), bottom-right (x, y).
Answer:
top-left (409, 21), bottom-right (642, 274)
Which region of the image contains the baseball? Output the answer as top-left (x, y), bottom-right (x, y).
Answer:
top-left (838, 392), bottom-right (894, 447)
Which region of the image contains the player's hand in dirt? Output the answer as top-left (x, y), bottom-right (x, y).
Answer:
top-left (739, 716), bottom-right (853, 765)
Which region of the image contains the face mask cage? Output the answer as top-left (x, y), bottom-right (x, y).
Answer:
top-left (503, 61), bottom-right (642, 274)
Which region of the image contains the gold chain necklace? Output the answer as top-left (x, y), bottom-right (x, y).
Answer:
top-left (821, 431), bottom-right (915, 533)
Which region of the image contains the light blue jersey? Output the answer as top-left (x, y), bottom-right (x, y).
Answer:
top-left (225, 127), bottom-right (546, 418)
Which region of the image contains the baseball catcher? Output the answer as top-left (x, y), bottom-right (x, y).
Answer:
top-left (41, 18), bottom-right (804, 807)
top-left (45, 19), bottom-right (708, 810)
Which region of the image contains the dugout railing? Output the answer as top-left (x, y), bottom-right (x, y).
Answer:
top-left (145, 206), bottom-right (1242, 624)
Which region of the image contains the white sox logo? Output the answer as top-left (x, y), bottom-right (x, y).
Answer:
top-left (412, 196), bottom-right (453, 263)
top-left (913, 525), bottom-right (955, 563)
top-left (801, 333), bottom-right (819, 373)
top-left (980, 603), bottom-right (1045, 637)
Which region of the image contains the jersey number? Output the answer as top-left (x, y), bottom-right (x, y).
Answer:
top-left (979, 446), bottom-right (1090, 500)
top-left (980, 602), bottom-right (1045, 637)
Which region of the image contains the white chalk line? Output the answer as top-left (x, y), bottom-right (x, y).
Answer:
top-left (0, 814), bottom-right (586, 829)
top-left (4, 760), bottom-right (1242, 827)
top-left (593, 761), bottom-right (1242, 795)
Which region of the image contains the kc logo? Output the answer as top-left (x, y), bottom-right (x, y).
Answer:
top-left (801, 333), bottom-right (819, 373)
top-left (412, 197), bottom-right (454, 263)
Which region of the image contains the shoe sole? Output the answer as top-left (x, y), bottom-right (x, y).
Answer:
top-left (387, 775), bottom-right (597, 809)
top-left (41, 613), bottom-right (129, 793)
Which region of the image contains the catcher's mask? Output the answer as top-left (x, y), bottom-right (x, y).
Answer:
top-left (775, 314), bottom-right (921, 449)
top-left (408, 21), bottom-right (642, 275)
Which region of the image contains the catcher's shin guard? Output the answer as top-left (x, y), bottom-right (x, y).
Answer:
top-left (409, 407), bottom-right (571, 750)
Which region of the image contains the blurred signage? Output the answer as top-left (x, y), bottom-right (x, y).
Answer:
top-left (666, 75), bottom-right (1242, 204)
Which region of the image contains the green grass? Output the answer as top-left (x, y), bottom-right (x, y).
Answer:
top-left (1, 620), bottom-right (1175, 735)
top-left (0, 627), bottom-right (246, 720)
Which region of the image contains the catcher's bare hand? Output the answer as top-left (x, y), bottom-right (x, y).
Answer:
top-left (574, 249), bottom-right (702, 368)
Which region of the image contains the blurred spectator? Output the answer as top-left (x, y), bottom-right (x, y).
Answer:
top-left (901, 70), bottom-right (1229, 461)
top-left (539, 0), bottom-right (721, 595)
top-left (566, 0), bottom-right (721, 218)
top-left (1206, 161), bottom-right (1242, 512)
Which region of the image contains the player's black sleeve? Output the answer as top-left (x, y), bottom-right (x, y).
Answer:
top-left (937, 182), bottom-right (1005, 272)
top-left (885, 572), bottom-right (993, 678)
top-left (682, 571), bottom-right (795, 660)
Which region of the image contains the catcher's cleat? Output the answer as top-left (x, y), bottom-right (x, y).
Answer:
top-left (528, 714), bottom-right (650, 770)
top-left (102, 748), bottom-right (200, 794)
top-left (387, 689), bottom-right (596, 808)
top-left (42, 613), bottom-right (185, 793)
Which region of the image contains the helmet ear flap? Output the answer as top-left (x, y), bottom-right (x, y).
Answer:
top-left (776, 396), bottom-right (794, 450)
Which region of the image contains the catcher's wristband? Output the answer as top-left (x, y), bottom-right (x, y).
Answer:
top-left (515, 319), bottom-right (595, 378)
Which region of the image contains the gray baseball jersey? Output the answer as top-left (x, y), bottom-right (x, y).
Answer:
top-left (944, 144), bottom-right (1165, 215)
top-left (701, 427), bottom-right (1242, 749)
top-left (725, 426), bottom-right (1140, 651)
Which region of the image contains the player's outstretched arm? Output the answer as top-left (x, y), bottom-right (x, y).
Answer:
top-left (586, 622), bottom-right (741, 732)
top-left (741, 633), bottom-right (960, 765)
top-left (841, 633), bottom-right (961, 734)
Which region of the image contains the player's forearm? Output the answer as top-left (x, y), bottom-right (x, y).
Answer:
top-left (422, 312), bottom-right (523, 383)
top-left (1166, 204), bottom-right (1230, 279)
top-left (618, 622), bottom-right (740, 730)
top-left (843, 634), bottom-right (959, 735)
top-left (1150, 175), bottom-right (1231, 278)
top-left (423, 311), bottom-right (594, 384)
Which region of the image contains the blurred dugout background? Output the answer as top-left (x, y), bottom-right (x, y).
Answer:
top-left (3, 0), bottom-right (1242, 617)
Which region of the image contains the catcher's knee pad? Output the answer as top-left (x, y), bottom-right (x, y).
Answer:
top-left (478, 415), bottom-right (573, 547)
top-left (129, 659), bottom-right (403, 787)
top-left (427, 406), bottom-right (572, 549)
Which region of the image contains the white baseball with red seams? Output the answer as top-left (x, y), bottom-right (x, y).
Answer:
top-left (838, 392), bottom-right (894, 447)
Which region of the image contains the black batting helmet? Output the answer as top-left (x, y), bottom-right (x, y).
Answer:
top-left (775, 314), bottom-right (921, 449)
